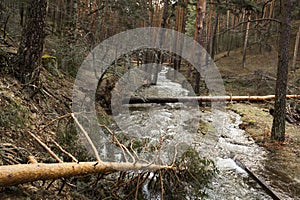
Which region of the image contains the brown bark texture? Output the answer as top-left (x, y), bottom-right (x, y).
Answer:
top-left (242, 13), bottom-right (251, 68)
top-left (271, 0), bottom-right (292, 141)
top-left (194, 0), bottom-right (206, 94)
top-left (15, 0), bottom-right (47, 83)
top-left (292, 26), bottom-right (300, 72)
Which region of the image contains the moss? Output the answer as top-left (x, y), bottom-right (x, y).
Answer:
top-left (42, 54), bottom-right (62, 78)
top-left (197, 119), bottom-right (215, 135)
top-left (42, 55), bottom-right (56, 66)
top-left (42, 54), bottom-right (57, 60)
top-left (248, 119), bottom-right (256, 125)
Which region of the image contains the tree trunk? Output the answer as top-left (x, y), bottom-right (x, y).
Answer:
top-left (15, 0), bottom-right (48, 84)
top-left (0, 161), bottom-right (170, 187)
top-left (206, 0), bottom-right (213, 53)
top-left (227, 13), bottom-right (235, 57)
top-left (176, 0), bottom-right (189, 73)
top-left (211, 13), bottom-right (219, 60)
top-left (56, 0), bottom-right (63, 37)
top-left (173, 2), bottom-right (181, 79)
top-left (242, 13), bottom-right (251, 68)
top-left (122, 95), bottom-right (300, 104)
top-left (19, 1), bottom-right (25, 27)
top-left (292, 26), bottom-right (300, 72)
top-left (271, 0), bottom-right (292, 142)
top-left (194, 0), bottom-right (206, 95)
top-left (152, 0), bottom-right (169, 85)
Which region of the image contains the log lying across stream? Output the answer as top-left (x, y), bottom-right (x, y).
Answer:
top-left (123, 95), bottom-right (300, 104)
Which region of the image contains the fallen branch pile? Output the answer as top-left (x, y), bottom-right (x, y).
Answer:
top-left (0, 114), bottom-right (173, 188)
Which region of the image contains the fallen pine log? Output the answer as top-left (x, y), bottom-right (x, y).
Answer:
top-left (123, 95), bottom-right (300, 104)
top-left (0, 161), bottom-right (171, 187)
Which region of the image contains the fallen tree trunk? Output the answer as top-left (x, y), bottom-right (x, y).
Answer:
top-left (123, 95), bottom-right (300, 104)
top-left (0, 161), bottom-right (171, 187)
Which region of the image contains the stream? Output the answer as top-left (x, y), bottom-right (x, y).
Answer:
top-left (111, 66), bottom-right (290, 200)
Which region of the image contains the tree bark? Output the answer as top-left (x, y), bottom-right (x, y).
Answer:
top-left (292, 26), bottom-right (300, 72)
top-left (271, 0), bottom-right (292, 142)
top-left (176, 0), bottom-right (189, 75)
top-left (173, 2), bottom-right (181, 78)
top-left (206, 0), bottom-right (213, 53)
top-left (194, 0), bottom-right (206, 95)
top-left (15, 0), bottom-right (48, 84)
top-left (123, 95), bottom-right (300, 104)
top-left (152, 0), bottom-right (169, 85)
top-left (227, 13), bottom-right (235, 56)
top-left (242, 13), bottom-right (251, 68)
top-left (211, 13), bottom-right (219, 60)
top-left (19, 1), bottom-right (25, 27)
top-left (0, 161), bottom-right (171, 187)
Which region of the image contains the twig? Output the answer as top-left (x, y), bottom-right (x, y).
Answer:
top-left (135, 173), bottom-right (141, 200)
top-left (51, 139), bottom-right (78, 163)
top-left (58, 179), bottom-right (66, 195)
top-left (1, 155), bottom-right (19, 165)
top-left (159, 169), bottom-right (164, 200)
top-left (46, 179), bottom-right (55, 190)
top-left (39, 113), bottom-right (72, 131)
top-left (130, 140), bottom-right (141, 162)
top-left (171, 144), bottom-right (178, 167)
top-left (221, 18), bottom-right (281, 35)
top-left (27, 156), bottom-right (38, 164)
top-left (71, 113), bottom-right (102, 162)
top-left (28, 131), bottom-right (63, 163)
top-left (101, 125), bottom-right (135, 163)
top-left (100, 125), bottom-right (126, 154)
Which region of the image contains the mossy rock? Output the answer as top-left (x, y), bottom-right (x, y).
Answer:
top-left (42, 54), bottom-right (61, 78)
top-left (197, 119), bottom-right (215, 135)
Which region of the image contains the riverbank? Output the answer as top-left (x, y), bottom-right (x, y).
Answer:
top-left (229, 103), bottom-right (300, 199)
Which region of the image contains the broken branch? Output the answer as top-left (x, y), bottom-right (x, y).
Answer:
top-left (28, 131), bottom-right (63, 163)
top-left (71, 113), bottom-right (102, 162)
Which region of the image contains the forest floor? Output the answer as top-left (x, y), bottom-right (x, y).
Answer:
top-left (0, 68), bottom-right (102, 199)
top-left (230, 103), bottom-right (300, 198)
top-left (0, 51), bottom-right (300, 199)
top-left (1, 42), bottom-right (300, 199)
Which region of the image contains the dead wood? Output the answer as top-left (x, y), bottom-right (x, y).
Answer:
top-left (123, 95), bottom-right (300, 104)
top-left (28, 131), bottom-right (63, 163)
top-left (0, 161), bottom-right (172, 187)
top-left (71, 113), bottom-right (102, 162)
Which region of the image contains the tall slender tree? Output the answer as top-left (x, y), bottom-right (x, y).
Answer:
top-left (242, 11), bottom-right (251, 68)
top-left (271, 0), bottom-right (292, 142)
top-left (194, 0), bottom-right (206, 95)
top-left (152, 0), bottom-right (169, 85)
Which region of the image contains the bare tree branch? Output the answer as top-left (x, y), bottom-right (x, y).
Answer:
top-left (71, 113), bottom-right (102, 162)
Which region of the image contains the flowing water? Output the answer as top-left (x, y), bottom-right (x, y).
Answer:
top-left (111, 67), bottom-right (291, 199)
